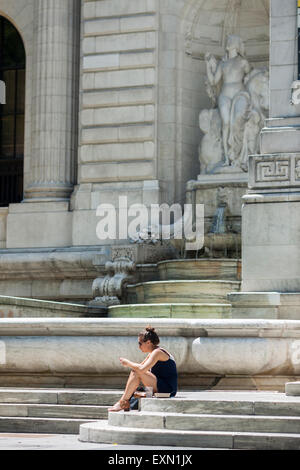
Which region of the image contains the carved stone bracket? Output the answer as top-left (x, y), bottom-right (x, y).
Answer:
top-left (90, 257), bottom-right (136, 307)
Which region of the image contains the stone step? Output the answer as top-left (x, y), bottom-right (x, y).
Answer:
top-left (157, 259), bottom-right (241, 281)
top-left (0, 416), bottom-right (97, 434)
top-left (0, 388), bottom-right (123, 434)
top-left (108, 410), bottom-right (300, 434)
top-left (108, 303), bottom-right (231, 319)
top-left (0, 403), bottom-right (109, 419)
top-left (79, 420), bottom-right (300, 450)
top-left (0, 388), bottom-right (122, 405)
top-left (126, 280), bottom-right (240, 304)
top-left (140, 396), bottom-right (300, 417)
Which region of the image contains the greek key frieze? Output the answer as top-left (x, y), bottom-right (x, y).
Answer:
top-left (255, 160), bottom-right (290, 183)
top-left (248, 154), bottom-right (300, 190)
top-left (295, 159), bottom-right (300, 180)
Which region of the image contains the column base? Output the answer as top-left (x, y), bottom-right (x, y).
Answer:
top-left (24, 183), bottom-right (74, 201)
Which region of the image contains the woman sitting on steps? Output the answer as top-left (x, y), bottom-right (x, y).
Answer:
top-left (108, 326), bottom-right (178, 412)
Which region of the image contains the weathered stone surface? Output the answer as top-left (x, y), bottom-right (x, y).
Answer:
top-left (108, 303), bottom-right (231, 319)
top-left (127, 280), bottom-right (240, 304)
top-left (140, 398), bottom-right (254, 415)
top-left (0, 417), bottom-right (96, 434)
top-left (0, 295), bottom-right (106, 318)
top-left (81, 390), bottom-right (300, 449)
top-left (108, 410), bottom-right (164, 429)
top-left (27, 404), bottom-right (108, 420)
top-left (107, 409), bottom-right (300, 434)
top-left (157, 259), bottom-right (241, 281)
top-left (233, 432), bottom-right (300, 450)
top-left (7, 202), bottom-right (73, 249)
top-left (0, 247), bottom-right (109, 302)
top-left (229, 293), bottom-right (300, 320)
top-left (80, 421), bottom-right (234, 448)
top-left (285, 382), bottom-right (300, 396)
top-left (0, 319), bottom-right (298, 386)
top-left (0, 388), bottom-right (122, 405)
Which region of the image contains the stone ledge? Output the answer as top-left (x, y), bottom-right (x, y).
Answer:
top-left (228, 292), bottom-right (300, 320)
top-left (285, 382), bottom-right (300, 396)
top-left (0, 320), bottom-right (298, 385)
top-left (0, 318), bottom-right (300, 337)
top-left (243, 193), bottom-right (300, 202)
top-left (0, 247), bottom-right (109, 281)
top-left (0, 295), bottom-right (107, 318)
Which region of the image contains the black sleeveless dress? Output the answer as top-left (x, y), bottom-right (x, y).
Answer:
top-left (150, 348), bottom-right (178, 397)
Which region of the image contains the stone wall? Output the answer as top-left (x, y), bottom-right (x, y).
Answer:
top-left (0, 318), bottom-right (298, 390)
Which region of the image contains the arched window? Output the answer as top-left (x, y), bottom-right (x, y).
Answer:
top-left (0, 16), bottom-right (25, 206)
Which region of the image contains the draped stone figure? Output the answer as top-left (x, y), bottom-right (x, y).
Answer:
top-left (199, 35), bottom-right (269, 173)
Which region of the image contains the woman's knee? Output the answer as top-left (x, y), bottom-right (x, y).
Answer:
top-left (130, 370), bottom-right (140, 381)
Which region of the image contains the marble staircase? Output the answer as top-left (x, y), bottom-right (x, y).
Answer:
top-left (0, 388), bottom-right (122, 434)
top-left (109, 259), bottom-right (241, 319)
top-left (80, 391), bottom-right (300, 450)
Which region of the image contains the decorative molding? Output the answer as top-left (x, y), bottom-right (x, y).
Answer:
top-left (249, 154), bottom-right (300, 190)
top-left (111, 244), bottom-right (177, 264)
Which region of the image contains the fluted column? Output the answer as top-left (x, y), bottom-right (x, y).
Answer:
top-left (25, 0), bottom-right (80, 201)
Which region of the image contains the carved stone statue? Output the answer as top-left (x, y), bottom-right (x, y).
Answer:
top-left (198, 108), bottom-right (223, 174)
top-left (199, 35), bottom-right (269, 173)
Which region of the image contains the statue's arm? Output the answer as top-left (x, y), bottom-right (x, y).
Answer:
top-left (205, 53), bottom-right (222, 86)
top-left (213, 62), bottom-right (223, 85)
top-left (243, 59), bottom-right (252, 79)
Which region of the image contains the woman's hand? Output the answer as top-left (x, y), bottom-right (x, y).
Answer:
top-left (119, 357), bottom-right (130, 367)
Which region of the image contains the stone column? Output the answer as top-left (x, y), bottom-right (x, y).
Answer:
top-left (25, 0), bottom-right (80, 201)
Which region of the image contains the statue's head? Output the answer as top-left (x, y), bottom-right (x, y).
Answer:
top-left (225, 35), bottom-right (245, 58)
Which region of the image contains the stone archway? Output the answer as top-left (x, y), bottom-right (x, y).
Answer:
top-left (182, 0), bottom-right (269, 65)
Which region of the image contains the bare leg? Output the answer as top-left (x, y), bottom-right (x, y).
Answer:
top-left (222, 124), bottom-right (230, 164)
top-left (218, 95), bottom-right (231, 165)
top-left (108, 369), bottom-right (158, 411)
top-left (121, 370), bottom-right (158, 401)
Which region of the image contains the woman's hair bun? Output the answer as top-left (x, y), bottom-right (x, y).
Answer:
top-left (139, 325), bottom-right (160, 346)
top-left (146, 325), bottom-right (155, 332)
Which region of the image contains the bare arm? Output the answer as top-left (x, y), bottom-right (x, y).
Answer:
top-left (120, 349), bottom-right (163, 373)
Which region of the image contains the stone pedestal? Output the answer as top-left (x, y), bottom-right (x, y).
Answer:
top-left (228, 1), bottom-right (300, 319)
top-left (229, 151), bottom-right (300, 317)
top-left (242, 153), bottom-right (300, 292)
